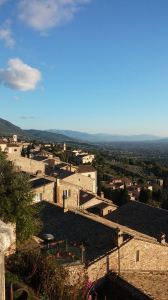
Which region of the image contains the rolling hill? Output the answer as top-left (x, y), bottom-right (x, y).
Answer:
top-left (0, 118), bottom-right (23, 136)
top-left (49, 129), bottom-right (161, 143)
top-left (0, 118), bottom-right (75, 143)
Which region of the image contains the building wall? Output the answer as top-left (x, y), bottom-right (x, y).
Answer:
top-left (79, 171), bottom-right (97, 194)
top-left (82, 155), bottom-right (95, 164)
top-left (56, 180), bottom-right (106, 211)
top-left (7, 155), bottom-right (45, 174)
top-left (76, 155), bottom-right (95, 164)
top-left (0, 144), bottom-right (6, 152)
top-left (32, 182), bottom-right (55, 203)
top-left (7, 146), bottom-right (22, 156)
top-left (87, 238), bottom-right (168, 282)
top-left (100, 205), bottom-right (117, 216)
top-left (64, 173), bottom-right (96, 194)
top-left (56, 181), bottom-right (80, 208)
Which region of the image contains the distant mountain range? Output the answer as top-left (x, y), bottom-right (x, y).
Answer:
top-left (0, 118), bottom-right (75, 143)
top-left (0, 117), bottom-right (168, 143)
top-left (49, 129), bottom-right (162, 143)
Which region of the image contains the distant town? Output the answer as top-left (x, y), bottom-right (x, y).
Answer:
top-left (0, 131), bottom-right (168, 300)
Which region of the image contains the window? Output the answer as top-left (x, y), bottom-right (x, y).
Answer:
top-left (63, 189), bottom-right (71, 199)
top-left (136, 250), bottom-right (140, 262)
top-left (34, 193), bottom-right (43, 202)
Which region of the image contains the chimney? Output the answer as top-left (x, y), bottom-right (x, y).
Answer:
top-left (100, 191), bottom-right (104, 198)
top-left (63, 193), bottom-right (68, 212)
top-left (158, 232), bottom-right (166, 245)
top-left (63, 143), bottom-right (67, 152)
top-left (114, 228), bottom-right (124, 247)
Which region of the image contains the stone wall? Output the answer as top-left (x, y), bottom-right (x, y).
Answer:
top-left (8, 155), bottom-right (45, 174)
top-left (79, 170), bottom-right (97, 193)
top-left (64, 173), bottom-right (95, 194)
top-left (32, 182), bottom-right (56, 203)
top-left (87, 238), bottom-right (168, 282)
top-left (56, 181), bottom-right (79, 207)
top-left (64, 264), bottom-right (86, 286)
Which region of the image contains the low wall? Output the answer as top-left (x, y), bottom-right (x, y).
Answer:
top-left (8, 155), bottom-right (45, 174)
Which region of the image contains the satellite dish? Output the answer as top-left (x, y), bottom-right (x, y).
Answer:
top-left (42, 234), bottom-right (55, 242)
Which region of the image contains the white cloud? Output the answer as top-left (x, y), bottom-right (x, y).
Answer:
top-left (18, 0), bottom-right (91, 32)
top-left (0, 22), bottom-right (15, 48)
top-left (0, 58), bottom-right (42, 91)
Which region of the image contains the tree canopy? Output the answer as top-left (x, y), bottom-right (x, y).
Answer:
top-left (139, 188), bottom-right (152, 204)
top-left (0, 151), bottom-right (40, 242)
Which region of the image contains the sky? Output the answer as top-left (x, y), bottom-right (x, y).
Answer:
top-left (1, 0), bottom-right (168, 136)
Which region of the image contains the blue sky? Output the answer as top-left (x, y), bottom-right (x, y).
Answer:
top-left (0, 0), bottom-right (168, 136)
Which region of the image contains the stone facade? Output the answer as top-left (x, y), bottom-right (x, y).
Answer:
top-left (7, 155), bottom-right (45, 174)
top-left (31, 178), bottom-right (56, 203)
top-left (7, 145), bottom-right (22, 156)
top-left (56, 180), bottom-right (110, 210)
top-left (56, 180), bottom-right (80, 208)
top-left (64, 173), bottom-right (96, 194)
top-left (0, 142), bottom-right (6, 152)
top-left (87, 238), bottom-right (168, 282)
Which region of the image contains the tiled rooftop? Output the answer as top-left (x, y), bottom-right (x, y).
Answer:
top-left (38, 202), bottom-right (131, 262)
top-left (31, 178), bottom-right (54, 189)
top-left (107, 201), bottom-right (168, 242)
top-left (77, 165), bottom-right (96, 173)
top-left (120, 271), bottom-right (168, 300)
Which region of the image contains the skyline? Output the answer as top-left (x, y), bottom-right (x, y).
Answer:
top-left (1, 0), bottom-right (168, 136)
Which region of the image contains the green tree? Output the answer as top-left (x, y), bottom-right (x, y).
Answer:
top-left (0, 151), bottom-right (40, 242)
top-left (139, 188), bottom-right (152, 204)
top-left (7, 250), bottom-right (86, 300)
top-left (161, 189), bottom-right (168, 210)
top-left (118, 186), bottom-right (130, 206)
top-left (102, 186), bottom-right (130, 207)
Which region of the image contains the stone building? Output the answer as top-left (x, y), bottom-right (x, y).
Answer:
top-left (30, 177), bottom-right (56, 203)
top-left (6, 144), bottom-right (22, 156)
top-left (77, 165), bottom-right (97, 194)
top-left (38, 200), bottom-right (168, 299)
top-left (75, 154), bottom-right (95, 164)
top-left (54, 164), bottom-right (97, 195)
top-left (0, 140), bottom-right (7, 152)
top-left (56, 178), bottom-right (116, 212)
